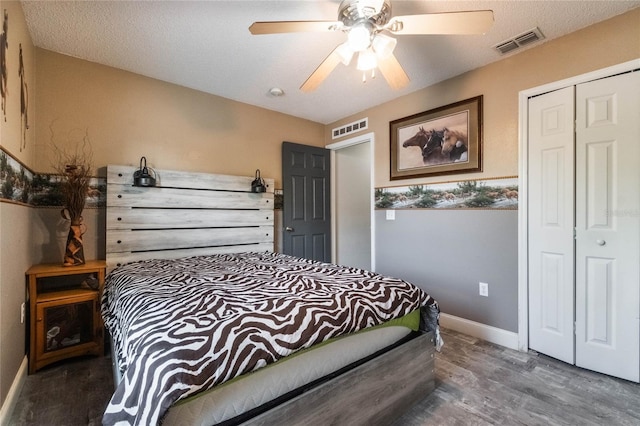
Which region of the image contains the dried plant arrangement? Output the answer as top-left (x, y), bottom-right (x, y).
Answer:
top-left (52, 129), bottom-right (93, 266)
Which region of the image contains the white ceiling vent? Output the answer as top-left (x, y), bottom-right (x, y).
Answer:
top-left (494, 27), bottom-right (545, 55)
top-left (332, 117), bottom-right (368, 139)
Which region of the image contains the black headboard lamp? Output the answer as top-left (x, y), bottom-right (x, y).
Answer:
top-left (251, 169), bottom-right (267, 193)
top-left (133, 156), bottom-right (156, 187)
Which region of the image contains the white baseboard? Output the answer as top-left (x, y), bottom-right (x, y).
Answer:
top-left (440, 313), bottom-right (520, 350)
top-left (0, 356), bottom-right (27, 425)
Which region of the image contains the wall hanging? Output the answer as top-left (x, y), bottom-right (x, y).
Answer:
top-left (19, 43), bottom-right (29, 151)
top-left (1, 9), bottom-right (8, 121)
top-left (390, 95), bottom-right (483, 180)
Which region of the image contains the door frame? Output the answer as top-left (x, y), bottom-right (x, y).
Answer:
top-left (517, 59), bottom-right (640, 352)
top-left (326, 132), bottom-right (375, 271)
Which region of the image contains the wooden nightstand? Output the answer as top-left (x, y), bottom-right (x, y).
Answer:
top-left (26, 260), bottom-right (106, 374)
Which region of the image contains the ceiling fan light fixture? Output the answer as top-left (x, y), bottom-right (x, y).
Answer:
top-left (357, 0), bottom-right (385, 15)
top-left (356, 49), bottom-right (377, 71)
top-left (335, 43), bottom-right (355, 66)
top-left (250, 1), bottom-right (493, 92)
top-left (372, 33), bottom-right (397, 59)
top-left (347, 23), bottom-right (373, 51)
top-left (338, 0), bottom-right (392, 27)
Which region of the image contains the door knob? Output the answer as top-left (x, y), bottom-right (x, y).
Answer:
top-left (285, 227), bottom-right (294, 232)
top-left (596, 239), bottom-right (606, 246)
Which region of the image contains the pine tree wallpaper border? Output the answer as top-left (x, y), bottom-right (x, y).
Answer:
top-left (0, 147), bottom-right (105, 208)
top-left (375, 177), bottom-right (518, 210)
top-left (4, 146), bottom-right (516, 211)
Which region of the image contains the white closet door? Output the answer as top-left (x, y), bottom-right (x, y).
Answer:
top-left (575, 71), bottom-right (640, 382)
top-left (528, 86), bottom-right (576, 364)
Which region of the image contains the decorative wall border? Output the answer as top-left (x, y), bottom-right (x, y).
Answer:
top-left (375, 176), bottom-right (518, 210)
top-left (0, 146), bottom-right (105, 207)
top-left (4, 145), bottom-right (515, 211)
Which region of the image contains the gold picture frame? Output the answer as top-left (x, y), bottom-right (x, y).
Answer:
top-left (390, 95), bottom-right (482, 180)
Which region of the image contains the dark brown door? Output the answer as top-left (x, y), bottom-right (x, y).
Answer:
top-left (282, 142), bottom-right (331, 262)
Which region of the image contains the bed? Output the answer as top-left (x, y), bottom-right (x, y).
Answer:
top-left (103, 164), bottom-right (442, 425)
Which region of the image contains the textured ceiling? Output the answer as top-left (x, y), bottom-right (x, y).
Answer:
top-left (21, 0), bottom-right (640, 124)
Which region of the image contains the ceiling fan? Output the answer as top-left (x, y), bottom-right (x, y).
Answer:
top-left (249, 0), bottom-right (494, 92)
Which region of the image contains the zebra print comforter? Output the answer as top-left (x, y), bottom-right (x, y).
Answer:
top-left (101, 251), bottom-right (440, 425)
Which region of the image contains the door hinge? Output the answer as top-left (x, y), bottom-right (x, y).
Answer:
top-left (573, 228), bottom-right (577, 240)
top-left (574, 321), bottom-right (577, 335)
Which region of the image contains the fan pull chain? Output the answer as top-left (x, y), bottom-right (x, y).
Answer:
top-left (362, 69), bottom-right (377, 84)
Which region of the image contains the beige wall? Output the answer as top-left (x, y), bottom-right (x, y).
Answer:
top-left (327, 8), bottom-right (639, 332)
top-left (1, 2), bottom-right (638, 411)
top-left (326, 8), bottom-right (640, 188)
top-left (2, 4), bottom-right (326, 410)
top-left (31, 49), bottom-right (326, 265)
top-left (0, 0), bottom-right (36, 410)
top-left (34, 49), bottom-right (325, 186)
top-left (0, 1), bottom-right (35, 161)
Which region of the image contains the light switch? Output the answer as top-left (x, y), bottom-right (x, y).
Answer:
top-left (386, 210), bottom-right (395, 220)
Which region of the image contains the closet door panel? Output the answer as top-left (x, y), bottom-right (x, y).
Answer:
top-left (528, 86), bottom-right (576, 364)
top-left (575, 71), bottom-right (640, 382)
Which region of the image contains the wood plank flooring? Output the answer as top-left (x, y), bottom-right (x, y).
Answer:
top-left (9, 328), bottom-right (640, 425)
top-left (394, 329), bottom-right (640, 426)
top-left (9, 353), bottom-right (112, 425)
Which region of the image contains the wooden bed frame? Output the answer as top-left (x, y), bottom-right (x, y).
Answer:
top-left (105, 164), bottom-right (435, 424)
top-left (243, 331), bottom-right (435, 426)
top-left (106, 164), bottom-right (275, 271)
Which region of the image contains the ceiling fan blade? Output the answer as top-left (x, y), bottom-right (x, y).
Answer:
top-left (249, 21), bottom-right (341, 35)
top-left (377, 53), bottom-right (409, 90)
top-left (388, 10), bottom-right (494, 35)
top-left (300, 47), bottom-right (343, 93)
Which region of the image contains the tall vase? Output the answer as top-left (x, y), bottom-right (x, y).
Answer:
top-left (63, 221), bottom-right (86, 267)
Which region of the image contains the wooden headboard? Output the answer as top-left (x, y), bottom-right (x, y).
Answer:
top-left (106, 165), bottom-right (274, 271)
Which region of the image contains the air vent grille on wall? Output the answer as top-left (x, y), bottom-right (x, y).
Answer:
top-left (494, 27), bottom-right (545, 55)
top-left (332, 117), bottom-right (368, 139)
